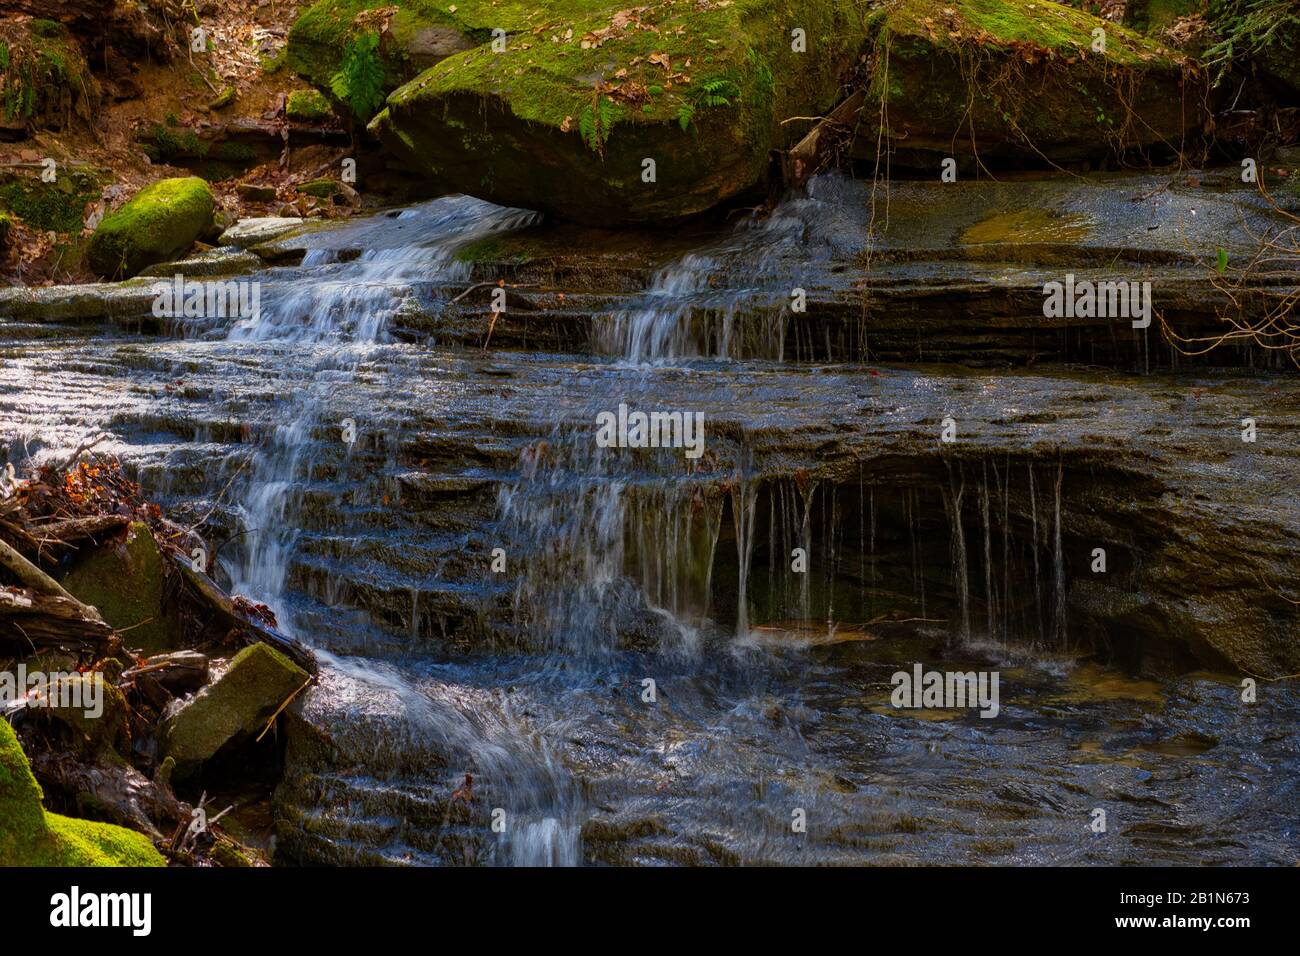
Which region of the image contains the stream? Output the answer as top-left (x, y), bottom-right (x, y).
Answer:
top-left (2, 173), bottom-right (1298, 865)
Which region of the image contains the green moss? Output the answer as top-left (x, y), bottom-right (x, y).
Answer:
top-left (877, 0), bottom-right (1183, 66)
top-left (0, 719), bottom-right (164, 866)
top-left (857, 0), bottom-right (1197, 165)
top-left (0, 209), bottom-right (12, 248)
top-left (0, 176), bottom-right (98, 234)
top-left (29, 20), bottom-right (65, 40)
top-left (288, 0), bottom-right (620, 104)
top-left (86, 177), bottom-right (214, 279)
top-left (208, 87), bottom-right (237, 110)
top-left (298, 177), bottom-right (341, 198)
top-left (160, 642), bottom-right (310, 777)
top-left (261, 47), bottom-right (288, 74)
top-left (287, 88), bottom-right (334, 122)
top-left (0, 18), bottom-right (92, 123)
top-left (62, 522), bottom-right (174, 653)
top-left (42, 675), bottom-right (132, 761)
top-left (141, 123), bottom-right (209, 163)
top-left (0, 712), bottom-right (49, 854)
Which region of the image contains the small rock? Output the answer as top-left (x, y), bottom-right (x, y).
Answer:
top-left (236, 183), bottom-right (278, 203)
top-left (217, 216), bottom-right (304, 248)
top-left (41, 674), bottom-right (131, 761)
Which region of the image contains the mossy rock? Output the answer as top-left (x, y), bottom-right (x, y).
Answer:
top-left (298, 177), bottom-right (342, 198)
top-left (1126, 0), bottom-right (1205, 34)
top-left (208, 87), bottom-right (237, 110)
top-left (0, 210), bottom-right (11, 249)
top-left (287, 88), bottom-right (334, 122)
top-left (369, 0), bottom-right (871, 224)
top-left (0, 18), bottom-right (99, 131)
top-left (61, 522), bottom-right (175, 654)
top-left (42, 674), bottom-right (132, 762)
top-left (0, 168), bottom-right (103, 234)
top-left (0, 719), bottom-right (163, 866)
top-left (159, 643), bottom-right (310, 777)
top-left (286, 0), bottom-right (510, 108)
top-left (86, 177), bottom-right (214, 279)
top-left (848, 0), bottom-right (1203, 167)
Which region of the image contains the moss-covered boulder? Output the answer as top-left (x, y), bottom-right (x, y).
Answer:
top-left (86, 177), bottom-right (215, 279)
top-left (159, 643), bottom-right (310, 777)
top-left (849, 0), bottom-right (1204, 168)
top-left (369, 0), bottom-right (871, 224)
top-left (0, 718), bottom-right (163, 866)
top-left (62, 522), bottom-right (174, 654)
top-left (287, 88), bottom-right (334, 122)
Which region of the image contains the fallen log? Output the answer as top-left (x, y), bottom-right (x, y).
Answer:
top-left (783, 89), bottom-right (866, 189)
top-left (0, 587), bottom-right (115, 652)
top-left (120, 650), bottom-right (209, 694)
top-left (0, 535), bottom-right (104, 621)
top-left (27, 514), bottom-right (131, 559)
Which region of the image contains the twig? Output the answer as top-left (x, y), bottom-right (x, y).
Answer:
top-left (255, 676), bottom-right (312, 742)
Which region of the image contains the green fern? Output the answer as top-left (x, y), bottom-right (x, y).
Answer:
top-left (329, 32), bottom-right (386, 122)
top-left (696, 77), bottom-right (740, 107)
top-left (579, 95), bottom-right (618, 154)
top-left (676, 75), bottom-right (741, 133)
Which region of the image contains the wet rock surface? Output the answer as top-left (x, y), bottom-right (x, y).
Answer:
top-left (2, 174), bottom-right (1297, 865)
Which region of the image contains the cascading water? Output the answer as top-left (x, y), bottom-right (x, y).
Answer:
top-left (594, 175), bottom-right (866, 363)
top-left (185, 197), bottom-right (598, 866)
top-left (209, 198), bottom-right (536, 627)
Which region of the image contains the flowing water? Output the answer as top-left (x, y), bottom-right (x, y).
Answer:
top-left (3, 174), bottom-right (1299, 865)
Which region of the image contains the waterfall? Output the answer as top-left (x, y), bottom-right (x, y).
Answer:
top-left (592, 174), bottom-right (861, 364)
top-left (217, 197), bottom-right (538, 625)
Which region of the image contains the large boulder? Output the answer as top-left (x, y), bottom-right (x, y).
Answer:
top-left (369, 0), bottom-right (871, 224)
top-left (159, 642), bottom-right (310, 777)
top-left (848, 0), bottom-right (1204, 167)
top-left (0, 718), bottom-right (163, 866)
top-left (86, 176), bottom-right (214, 279)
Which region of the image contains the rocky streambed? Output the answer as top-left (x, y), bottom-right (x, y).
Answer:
top-left (2, 171), bottom-right (1298, 865)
